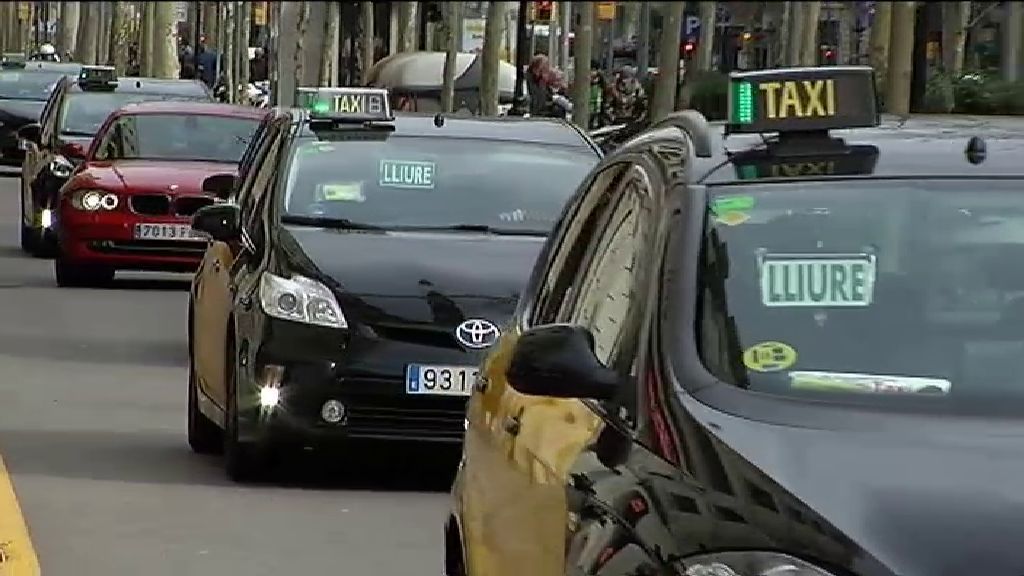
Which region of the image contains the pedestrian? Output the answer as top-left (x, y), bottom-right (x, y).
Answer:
top-left (610, 65), bottom-right (648, 124)
top-left (526, 54), bottom-right (555, 117)
top-left (249, 47), bottom-right (268, 83)
top-left (588, 70), bottom-right (607, 130)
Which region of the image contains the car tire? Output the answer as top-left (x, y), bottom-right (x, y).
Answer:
top-left (223, 337), bottom-right (265, 482)
top-left (54, 256), bottom-right (114, 288)
top-left (187, 318), bottom-right (223, 454)
top-left (35, 229), bottom-right (58, 259)
top-left (19, 223), bottom-right (36, 254)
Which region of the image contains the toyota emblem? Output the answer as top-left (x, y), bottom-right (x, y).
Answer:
top-left (455, 319), bottom-right (500, 349)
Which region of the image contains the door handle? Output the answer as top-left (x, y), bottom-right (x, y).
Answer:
top-left (503, 414), bottom-right (521, 436)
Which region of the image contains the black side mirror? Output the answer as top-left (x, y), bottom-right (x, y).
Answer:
top-left (17, 122), bottom-right (41, 145)
top-left (201, 173), bottom-right (236, 199)
top-left (506, 324), bottom-right (620, 400)
top-left (192, 203), bottom-right (240, 242)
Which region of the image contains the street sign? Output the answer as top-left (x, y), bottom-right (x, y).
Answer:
top-left (597, 2), bottom-right (616, 21)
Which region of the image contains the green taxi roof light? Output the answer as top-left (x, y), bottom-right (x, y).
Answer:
top-left (731, 81), bottom-right (754, 125)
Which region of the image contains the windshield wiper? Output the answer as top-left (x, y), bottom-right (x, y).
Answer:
top-left (281, 214), bottom-right (385, 231)
top-left (61, 130), bottom-right (94, 137)
top-left (408, 224), bottom-right (548, 236)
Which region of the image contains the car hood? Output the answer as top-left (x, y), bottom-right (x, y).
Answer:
top-left (278, 226), bottom-right (545, 328)
top-left (0, 99), bottom-right (45, 125)
top-left (681, 398), bottom-right (1024, 576)
top-left (75, 159), bottom-right (237, 193)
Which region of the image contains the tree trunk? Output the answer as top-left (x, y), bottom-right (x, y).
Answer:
top-left (621, 2), bottom-right (641, 42)
top-left (223, 2), bottom-right (234, 99)
top-left (360, 1), bottom-right (374, 84)
top-left (887, 1), bottom-right (915, 114)
top-left (75, 1), bottom-right (98, 64)
top-left (787, 1), bottom-right (803, 66)
top-left (942, 2), bottom-right (970, 74)
top-left (441, 0), bottom-right (460, 112)
top-left (695, 1), bottom-right (716, 72)
top-left (21, 2), bottom-right (36, 54)
top-left (480, 1), bottom-right (507, 116)
top-left (1003, 1), bottom-right (1021, 81)
top-left (798, 1), bottom-right (821, 66)
top-left (319, 1), bottom-right (341, 86)
top-left (109, 2), bottom-right (130, 74)
top-left (151, 1), bottom-right (179, 79)
top-left (294, 1), bottom-right (308, 91)
top-left (652, 1), bottom-right (684, 121)
top-left (777, 1), bottom-right (792, 66)
top-left (58, 1), bottom-right (79, 56)
top-left (869, 1), bottom-right (892, 95)
top-left (397, 2), bottom-right (418, 52)
top-left (139, 1), bottom-right (153, 75)
top-left (238, 1), bottom-right (251, 101)
top-left (571, 0), bottom-right (594, 127)
top-left (95, 2), bottom-right (109, 65)
top-left (202, 1), bottom-right (218, 45)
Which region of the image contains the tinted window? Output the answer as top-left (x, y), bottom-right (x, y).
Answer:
top-left (281, 135), bottom-right (598, 231)
top-left (93, 113), bottom-right (260, 163)
top-left (697, 180), bottom-right (1024, 413)
top-left (61, 92), bottom-right (206, 136)
top-left (0, 71), bottom-right (62, 100)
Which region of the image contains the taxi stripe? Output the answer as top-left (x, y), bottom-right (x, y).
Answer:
top-left (0, 456), bottom-right (39, 576)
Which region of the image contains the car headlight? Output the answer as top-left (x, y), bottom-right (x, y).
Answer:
top-left (681, 552), bottom-right (838, 576)
top-left (258, 272), bottom-right (348, 329)
top-left (70, 189), bottom-right (118, 211)
top-left (49, 155), bottom-right (74, 179)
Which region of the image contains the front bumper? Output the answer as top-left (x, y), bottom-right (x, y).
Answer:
top-left (0, 127), bottom-right (23, 165)
top-left (58, 207), bottom-right (205, 272)
top-left (236, 316), bottom-right (478, 446)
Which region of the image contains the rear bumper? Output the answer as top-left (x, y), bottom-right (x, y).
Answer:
top-left (57, 207), bottom-right (204, 271)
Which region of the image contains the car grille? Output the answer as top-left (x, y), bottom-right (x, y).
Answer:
top-left (129, 194), bottom-right (214, 217)
top-left (368, 322), bottom-right (462, 350)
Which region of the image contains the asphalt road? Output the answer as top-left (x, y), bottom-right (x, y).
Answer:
top-left (0, 170), bottom-right (452, 575)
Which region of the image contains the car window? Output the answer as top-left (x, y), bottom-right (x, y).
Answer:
top-left (280, 135), bottom-right (598, 232)
top-left (697, 179), bottom-right (1024, 414)
top-left (0, 71), bottom-right (63, 100)
top-left (60, 92), bottom-right (206, 136)
top-left (92, 113), bottom-right (260, 163)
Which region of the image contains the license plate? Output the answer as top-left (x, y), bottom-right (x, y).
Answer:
top-left (405, 364), bottom-right (478, 396)
top-left (133, 223), bottom-right (200, 240)
top-left (16, 139), bottom-right (27, 151)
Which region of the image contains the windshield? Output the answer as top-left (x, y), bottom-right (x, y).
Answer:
top-left (697, 179), bottom-right (1024, 413)
top-left (0, 71), bottom-right (61, 100)
top-left (92, 113), bottom-right (259, 163)
top-left (281, 135), bottom-right (598, 232)
top-left (61, 92), bottom-right (205, 136)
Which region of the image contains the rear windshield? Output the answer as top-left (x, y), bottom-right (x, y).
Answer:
top-left (92, 113), bottom-right (260, 164)
top-left (61, 92), bottom-right (207, 136)
top-left (280, 135), bottom-right (598, 232)
top-left (0, 71), bottom-right (62, 100)
top-left (697, 179), bottom-right (1024, 413)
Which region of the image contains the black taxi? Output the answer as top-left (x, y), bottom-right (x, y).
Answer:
top-left (447, 65), bottom-right (1024, 576)
top-left (18, 65), bottom-right (213, 256)
top-left (186, 87), bottom-right (600, 481)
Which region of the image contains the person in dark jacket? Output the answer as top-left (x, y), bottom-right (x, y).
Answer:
top-left (526, 54), bottom-right (554, 117)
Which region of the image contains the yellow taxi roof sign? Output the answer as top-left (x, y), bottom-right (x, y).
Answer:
top-left (297, 86), bottom-right (393, 123)
top-left (726, 66), bottom-right (879, 135)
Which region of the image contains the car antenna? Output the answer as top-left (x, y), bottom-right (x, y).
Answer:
top-left (433, 113), bottom-right (445, 128)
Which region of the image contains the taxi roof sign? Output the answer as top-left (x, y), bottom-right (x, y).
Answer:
top-left (726, 66), bottom-right (879, 135)
top-left (78, 65), bottom-right (117, 90)
top-left (1, 53), bottom-right (25, 69)
top-left (297, 87), bottom-right (393, 123)
top-left (732, 144), bottom-right (880, 181)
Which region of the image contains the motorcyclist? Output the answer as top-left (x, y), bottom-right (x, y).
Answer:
top-left (30, 43), bottom-right (60, 62)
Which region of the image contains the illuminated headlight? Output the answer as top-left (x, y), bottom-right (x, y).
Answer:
top-left (41, 209), bottom-right (52, 229)
top-left (680, 552), bottom-right (838, 576)
top-left (258, 385), bottom-right (280, 407)
top-left (71, 190), bottom-right (119, 211)
top-left (258, 272), bottom-right (348, 329)
top-left (49, 155), bottom-right (74, 179)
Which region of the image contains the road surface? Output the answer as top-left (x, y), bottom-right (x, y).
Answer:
top-left (0, 170), bottom-right (451, 575)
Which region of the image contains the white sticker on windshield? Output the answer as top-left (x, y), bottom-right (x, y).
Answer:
top-left (789, 371), bottom-right (951, 395)
top-left (379, 159), bottom-right (435, 189)
top-left (759, 253), bottom-right (876, 307)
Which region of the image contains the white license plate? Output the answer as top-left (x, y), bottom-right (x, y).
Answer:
top-left (133, 223), bottom-right (200, 240)
top-left (405, 364), bottom-right (478, 396)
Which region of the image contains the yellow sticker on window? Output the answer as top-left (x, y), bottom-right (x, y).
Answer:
top-left (319, 183), bottom-right (365, 202)
top-left (742, 341), bottom-right (797, 373)
top-left (714, 211), bottom-right (750, 226)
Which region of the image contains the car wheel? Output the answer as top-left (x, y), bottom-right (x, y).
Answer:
top-left (19, 222), bottom-right (36, 254)
top-left (54, 256), bottom-right (114, 288)
top-left (34, 228), bottom-right (58, 259)
top-left (223, 337), bottom-right (265, 482)
top-left (187, 314), bottom-right (223, 454)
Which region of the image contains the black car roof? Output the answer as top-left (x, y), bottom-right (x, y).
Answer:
top-left (287, 108), bottom-right (595, 150)
top-left (696, 115), bottom-right (1024, 184)
top-left (66, 77), bottom-right (212, 97)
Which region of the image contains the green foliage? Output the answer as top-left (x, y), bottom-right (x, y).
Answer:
top-left (921, 69), bottom-right (1024, 115)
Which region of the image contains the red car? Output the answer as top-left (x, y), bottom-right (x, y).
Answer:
top-left (54, 101), bottom-right (268, 287)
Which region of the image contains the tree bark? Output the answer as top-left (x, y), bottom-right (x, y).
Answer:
top-left (777, 1), bottom-right (792, 66)
top-left (397, 2), bottom-right (418, 52)
top-left (652, 1), bottom-right (685, 121)
top-left (222, 2), bottom-right (234, 99)
top-left (441, 0), bottom-right (460, 112)
top-left (571, 1), bottom-right (594, 127)
top-left (360, 1), bottom-right (374, 84)
top-left (236, 1), bottom-right (250, 102)
top-left (1003, 1), bottom-right (1021, 81)
top-left (695, 1), bottom-right (716, 71)
top-left (20, 2), bottom-right (36, 54)
top-left (787, 1), bottom-right (803, 66)
top-left (109, 2), bottom-right (130, 74)
top-left (319, 1), bottom-right (340, 87)
top-left (869, 1), bottom-right (892, 94)
top-left (139, 1), bottom-right (153, 75)
top-left (480, 1), bottom-right (508, 116)
top-left (294, 1), bottom-right (308, 91)
top-left (96, 2), bottom-right (109, 65)
top-left (798, 1), bottom-right (822, 66)
top-left (887, 1), bottom-right (916, 114)
top-left (151, 1), bottom-right (179, 79)
top-left (58, 1), bottom-right (79, 56)
top-left (75, 1), bottom-right (99, 64)
top-left (202, 1), bottom-right (218, 46)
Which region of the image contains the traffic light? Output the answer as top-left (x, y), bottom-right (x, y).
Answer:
top-left (534, 1), bottom-right (554, 23)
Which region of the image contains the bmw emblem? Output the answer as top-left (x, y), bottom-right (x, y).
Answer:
top-left (455, 319), bottom-right (500, 349)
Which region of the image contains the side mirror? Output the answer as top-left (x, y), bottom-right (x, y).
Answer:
top-left (191, 203), bottom-right (240, 242)
top-left (506, 324), bottom-right (620, 400)
top-left (17, 122), bottom-right (40, 145)
top-left (201, 173), bottom-right (236, 199)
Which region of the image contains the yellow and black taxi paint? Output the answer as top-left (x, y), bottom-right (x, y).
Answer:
top-left (726, 66), bottom-right (880, 135)
top-left (0, 456), bottom-right (40, 576)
